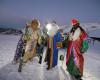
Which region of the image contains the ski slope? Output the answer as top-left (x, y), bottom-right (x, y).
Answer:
top-left (0, 34), bottom-right (69, 80)
top-left (0, 23), bottom-right (100, 80)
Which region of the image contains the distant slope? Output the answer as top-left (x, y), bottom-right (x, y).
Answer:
top-left (0, 27), bottom-right (22, 35)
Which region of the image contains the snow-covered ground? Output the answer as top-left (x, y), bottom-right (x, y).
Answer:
top-left (83, 41), bottom-right (100, 80)
top-left (0, 23), bottom-right (100, 80)
top-left (0, 34), bottom-right (69, 80)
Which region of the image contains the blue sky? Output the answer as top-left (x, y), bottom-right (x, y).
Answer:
top-left (0, 0), bottom-right (100, 28)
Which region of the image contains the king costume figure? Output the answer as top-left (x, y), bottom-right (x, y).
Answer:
top-left (46, 22), bottom-right (62, 70)
top-left (66, 19), bottom-right (89, 80)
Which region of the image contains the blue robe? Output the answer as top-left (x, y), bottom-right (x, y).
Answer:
top-left (52, 32), bottom-right (62, 67)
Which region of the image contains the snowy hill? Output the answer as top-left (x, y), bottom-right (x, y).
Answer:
top-left (0, 23), bottom-right (100, 80)
top-left (0, 34), bottom-right (100, 80)
top-left (0, 34), bottom-right (69, 80)
top-left (0, 28), bottom-right (22, 35)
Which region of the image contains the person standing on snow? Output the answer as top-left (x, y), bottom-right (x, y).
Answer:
top-left (18, 19), bottom-right (42, 72)
top-left (66, 19), bottom-right (88, 80)
top-left (45, 22), bottom-right (62, 70)
top-left (22, 19), bottom-right (41, 63)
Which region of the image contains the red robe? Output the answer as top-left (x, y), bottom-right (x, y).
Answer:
top-left (66, 27), bottom-right (88, 76)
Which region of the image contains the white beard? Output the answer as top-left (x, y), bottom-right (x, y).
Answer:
top-left (46, 23), bottom-right (59, 37)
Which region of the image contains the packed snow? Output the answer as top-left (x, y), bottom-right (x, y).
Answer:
top-left (0, 34), bottom-right (69, 80)
top-left (0, 23), bottom-right (100, 80)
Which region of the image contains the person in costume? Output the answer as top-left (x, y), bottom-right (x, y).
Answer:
top-left (45, 22), bottom-right (62, 70)
top-left (18, 19), bottom-right (42, 72)
top-left (22, 19), bottom-right (41, 63)
top-left (66, 19), bottom-right (88, 80)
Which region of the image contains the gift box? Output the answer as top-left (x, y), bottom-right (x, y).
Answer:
top-left (56, 42), bottom-right (62, 48)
